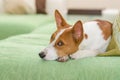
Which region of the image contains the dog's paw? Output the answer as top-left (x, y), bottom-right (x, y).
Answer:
top-left (56, 56), bottom-right (69, 62)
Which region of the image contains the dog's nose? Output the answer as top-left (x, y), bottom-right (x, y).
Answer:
top-left (39, 52), bottom-right (46, 58)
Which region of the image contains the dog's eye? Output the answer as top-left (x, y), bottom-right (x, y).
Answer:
top-left (57, 41), bottom-right (64, 46)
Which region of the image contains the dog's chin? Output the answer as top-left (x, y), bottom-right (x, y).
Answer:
top-left (42, 57), bottom-right (57, 61)
top-left (41, 56), bottom-right (69, 62)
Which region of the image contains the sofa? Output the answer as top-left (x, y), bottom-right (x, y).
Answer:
top-left (0, 14), bottom-right (120, 80)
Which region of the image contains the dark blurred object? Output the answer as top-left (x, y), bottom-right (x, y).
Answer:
top-left (36, 0), bottom-right (46, 14)
top-left (68, 9), bottom-right (102, 15)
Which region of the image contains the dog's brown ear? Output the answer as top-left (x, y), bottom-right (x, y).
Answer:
top-left (72, 21), bottom-right (84, 42)
top-left (55, 10), bottom-right (68, 29)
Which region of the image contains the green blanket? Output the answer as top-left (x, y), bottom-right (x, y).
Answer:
top-left (0, 14), bottom-right (53, 40)
top-left (0, 15), bottom-right (120, 80)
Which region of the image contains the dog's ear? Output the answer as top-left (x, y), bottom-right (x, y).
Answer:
top-left (72, 21), bottom-right (84, 42)
top-left (55, 10), bottom-right (68, 29)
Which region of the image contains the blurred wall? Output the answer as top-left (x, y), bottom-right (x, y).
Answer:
top-left (67, 0), bottom-right (120, 9)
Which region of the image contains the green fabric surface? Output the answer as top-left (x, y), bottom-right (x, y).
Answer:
top-left (0, 15), bottom-right (120, 80)
top-left (0, 14), bottom-right (54, 40)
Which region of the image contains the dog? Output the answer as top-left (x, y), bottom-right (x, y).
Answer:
top-left (39, 10), bottom-right (112, 62)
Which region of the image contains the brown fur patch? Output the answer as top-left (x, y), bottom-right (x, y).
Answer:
top-left (53, 28), bottom-right (83, 57)
top-left (85, 33), bottom-right (88, 39)
top-left (55, 10), bottom-right (70, 29)
top-left (55, 28), bottom-right (79, 57)
top-left (50, 25), bottom-right (71, 43)
top-left (96, 20), bottom-right (112, 40)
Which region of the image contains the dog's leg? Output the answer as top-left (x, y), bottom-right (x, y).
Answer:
top-left (70, 50), bottom-right (99, 59)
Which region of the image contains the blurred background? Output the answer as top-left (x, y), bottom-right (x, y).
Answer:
top-left (0, 0), bottom-right (120, 39)
top-left (0, 0), bottom-right (119, 15)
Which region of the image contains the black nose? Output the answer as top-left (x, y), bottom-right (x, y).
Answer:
top-left (39, 52), bottom-right (46, 58)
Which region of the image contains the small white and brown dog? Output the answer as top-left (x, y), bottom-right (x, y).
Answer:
top-left (39, 10), bottom-right (112, 62)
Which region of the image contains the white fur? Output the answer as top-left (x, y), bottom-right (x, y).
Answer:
top-left (42, 21), bottom-right (111, 60)
top-left (80, 21), bottom-right (110, 52)
top-left (70, 50), bottom-right (99, 59)
top-left (70, 21), bottom-right (111, 59)
top-left (43, 29), bottom-right (66, 60)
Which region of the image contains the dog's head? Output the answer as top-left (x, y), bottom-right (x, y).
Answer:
top-left (39, 10), bottom-right (84, 62)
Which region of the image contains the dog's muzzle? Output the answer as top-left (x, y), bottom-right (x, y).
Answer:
top-left (39, 51), bottom-right (46, 58)
top-left (39, 51), bottom-right (70, 62)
